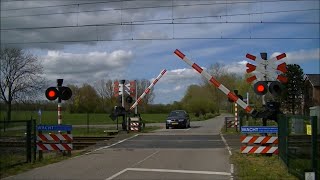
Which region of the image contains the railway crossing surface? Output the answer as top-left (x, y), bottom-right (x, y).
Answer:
top-left (4, 114), bottom-right (234, 180)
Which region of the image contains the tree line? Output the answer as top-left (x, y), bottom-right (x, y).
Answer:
top-left (1, 47), bottom-right (305, 121)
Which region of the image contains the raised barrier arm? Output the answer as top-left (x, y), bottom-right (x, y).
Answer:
top-left (130, 69), bottom-right (167, 111)
top-left (174, 49), bottom-right (258, 116)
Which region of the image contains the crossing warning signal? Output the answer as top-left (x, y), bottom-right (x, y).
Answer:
top-left (45, 87), bottom-right (59, 101)
top-left (45, 86), bottom-right (72, 101)
top-left (253, 81), bottom-right (284, 96)
top-left (253, 81), bottom-right (268, 95)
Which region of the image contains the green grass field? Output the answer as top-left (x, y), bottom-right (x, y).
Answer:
top-left (0, 111), bottom-right (219, 125)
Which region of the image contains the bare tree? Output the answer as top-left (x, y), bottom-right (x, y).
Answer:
top-left (203, 63), bottom-right (227, 113)
top-left (94, 79), bottom-right (114, 111)
top-left (136, 79), bottom-right (154, 104)
top-left (0, 48), bottom-right (45, 121)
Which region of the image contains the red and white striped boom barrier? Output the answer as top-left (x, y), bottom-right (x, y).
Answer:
top-left (174, 49), bottom-right (255, 115)
top-left (130, 69), bottom-right (167, 110)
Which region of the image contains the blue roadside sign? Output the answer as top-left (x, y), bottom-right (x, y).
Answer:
top-left (241, 126), bottom-right (278, 133)
top-left (37, 125), bottom-right (72, 131)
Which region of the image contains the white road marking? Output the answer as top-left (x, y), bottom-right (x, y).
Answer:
top-left (127, 140), bottom-right (222, 142)
top-left (130, 150), bottom-right (160, 168)
top-left (85, 134), bottom-right (139, 155)
top-left (127, 168), bottom-right (232, 176)
top-left (105, 168), bottom-right (128, 180)
top-left (230, 164), bottom-right (234, 173)
top-left (230, 164), bottom-right (234, 180)
top-left (105, 168), bottom-right (232, 180)
top-left (220, 133), bottom-right (232, 155)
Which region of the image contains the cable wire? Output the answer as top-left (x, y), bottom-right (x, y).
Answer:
top-left (2, 37), bottom-right (319, 45)
top-left (1, 8), bottom-right (318, 31)
top-left (1, 0), bottom-right (317, 18)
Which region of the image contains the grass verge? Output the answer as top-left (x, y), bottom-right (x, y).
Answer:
top-left (231, 152), bottom-right (298, 180)
top-left (221, 120), bottom-right (297, 180)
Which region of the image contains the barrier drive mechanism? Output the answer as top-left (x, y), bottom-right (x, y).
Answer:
top-left (110, 69), bottom-right (167, 133)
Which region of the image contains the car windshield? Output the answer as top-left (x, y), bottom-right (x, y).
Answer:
top-left (168, 111), bottom-right (185, 117)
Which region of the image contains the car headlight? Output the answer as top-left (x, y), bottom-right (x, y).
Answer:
top-left (178, 119), bottom-right (185, 122)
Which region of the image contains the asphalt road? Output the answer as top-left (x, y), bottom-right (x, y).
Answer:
top-left (4, 114), bottom-right (234, 180)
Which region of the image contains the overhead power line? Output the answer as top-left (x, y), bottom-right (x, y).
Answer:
top-left (1, 8), bottom-right (318, 31)
top-left (1, 0), bottom-right (318, 19)
top-left (2, 37), bottom-right (319, 45)
top-left (1, 0), bottom-right (315, 11)
top-left (1, 21), bottom-right (319, 31)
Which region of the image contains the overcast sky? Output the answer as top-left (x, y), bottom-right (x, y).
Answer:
top-left (1, 0), bottom-right (319, 104)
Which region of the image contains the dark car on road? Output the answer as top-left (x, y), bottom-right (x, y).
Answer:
top-left (165, 110), bottom-right (190, 129)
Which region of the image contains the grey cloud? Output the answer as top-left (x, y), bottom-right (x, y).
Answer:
top-left (157, 68), bottom-right (202, 83)
top-left (42, 50), bottom-right (133, 83)
top-left (1, 0), bottom-right (249, 50)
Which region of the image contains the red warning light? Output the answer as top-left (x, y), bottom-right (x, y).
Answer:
top-left (48, 90), bottom-right (56, 97)
top-left (45, 87), bottom-right (58, 101)
top-left (253, 81), bottom-right (268, 95)
top-left (257, 84), bottom-right (265, 92)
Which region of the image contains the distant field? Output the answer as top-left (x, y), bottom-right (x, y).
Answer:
top-left (0, 111), bottom-right (219, 125)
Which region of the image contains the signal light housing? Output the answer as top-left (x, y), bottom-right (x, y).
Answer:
top-left (45, 86), bottom-right (72, 101)
top-left (59, 86), bottom-right (72, 100)
top-left (269, 81), bottom-right (283, 96)
top-left (126, 96), bottom-right (133, 103)
top-left (45, 87), bottom-right (59, 101)
top-left (253, 81), bottom-right (268, 95)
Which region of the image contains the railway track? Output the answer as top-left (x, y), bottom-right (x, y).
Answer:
top-left (0, 136), bottom-right (116, 149)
